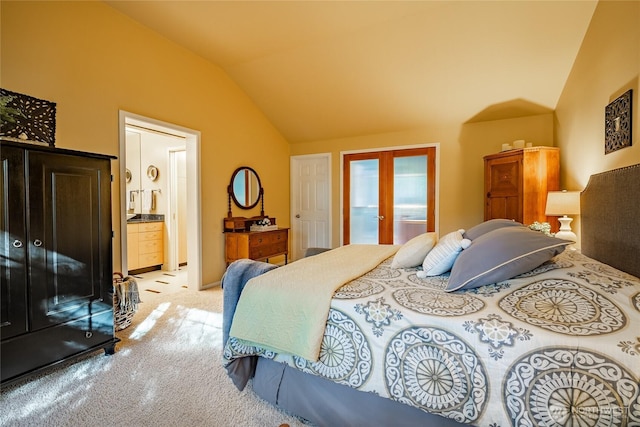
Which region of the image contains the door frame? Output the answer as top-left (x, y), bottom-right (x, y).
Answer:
top-left (167, 146), bottom-right (186, 271)
top-left (118, 110), bottom-right (203, 290)
top-left (340, 143), bottom-right (440, 246)
top-left (290, 153), bottom-right (332, 260)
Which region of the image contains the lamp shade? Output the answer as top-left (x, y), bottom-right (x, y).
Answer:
top-left (545, 191), bottom-right (581, 216)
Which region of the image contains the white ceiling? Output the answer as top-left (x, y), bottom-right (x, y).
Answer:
top-left (104, 1), bottom-right (598, 143)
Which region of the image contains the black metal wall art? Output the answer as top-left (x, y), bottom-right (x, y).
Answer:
top-left (0, 88), bottom-right (56, 147)
top-left (605, 89), bottom-right (632, 154)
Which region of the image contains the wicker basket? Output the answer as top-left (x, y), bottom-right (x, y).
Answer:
top-left (113, 272), bottom-right (140, 331)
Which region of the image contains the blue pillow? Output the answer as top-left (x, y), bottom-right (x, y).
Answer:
top-left (447, 227), bottom-right (571, 292)
top-left (417, 229), bottom-right (470, 277)
top-left (463, 219), bottom-right (523, 240)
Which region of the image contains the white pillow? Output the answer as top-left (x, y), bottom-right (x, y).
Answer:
top-left (391, 232), bottom-right (438, 268)
top-left (418, 229), bottom-right (471, 277)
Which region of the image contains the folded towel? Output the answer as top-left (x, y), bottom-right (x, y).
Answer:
top-left (143, 190), bottom-right (154, 211)
top-left (128, 191), bottom-right (136, 210)
top-left (115, 277), bottom-right (141, 313)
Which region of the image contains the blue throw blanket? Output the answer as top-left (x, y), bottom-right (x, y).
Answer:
top-left (221, 259), bottom-right (277, 347)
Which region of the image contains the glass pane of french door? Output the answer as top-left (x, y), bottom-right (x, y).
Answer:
top-left (349, 159), bottom-right (379, 244)
top-left (344, 147), bottom-right (435, 245)
top-left (393, 155), bottom-right (427, 244)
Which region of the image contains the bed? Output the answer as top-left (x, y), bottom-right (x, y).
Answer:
top-left (222, 164), bottom-right (640, 426)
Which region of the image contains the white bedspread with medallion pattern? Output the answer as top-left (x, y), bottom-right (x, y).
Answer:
top-left (224, 250), bottom-right (640, 426)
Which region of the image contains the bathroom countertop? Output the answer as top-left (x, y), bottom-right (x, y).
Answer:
top-left (126, 214), bottom-right (165, 223)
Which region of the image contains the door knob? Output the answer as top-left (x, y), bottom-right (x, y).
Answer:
top-left (295, 214), bottom-right (300, 218)
top-left (377, 216), bottom-right (385, 220)
top-left (12, 239), bottom-right (23, 248)
top-left (33, 239), bottom-right (43, 247)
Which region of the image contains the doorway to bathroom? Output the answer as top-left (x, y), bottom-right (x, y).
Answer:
top-left (118, 111), bottom-right (202, 290)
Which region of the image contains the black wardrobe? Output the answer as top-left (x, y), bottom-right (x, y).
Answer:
top-left (1, 141), bottom-right (118, 385)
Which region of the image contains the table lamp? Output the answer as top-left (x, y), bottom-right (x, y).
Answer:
top-left (545, 190), bottom-right (580, 242)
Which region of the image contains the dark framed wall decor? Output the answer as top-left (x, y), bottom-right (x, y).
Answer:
top-left (0, 88), bottom-right (56, 147)
top-left (605, 89), bottom-right (632, 154)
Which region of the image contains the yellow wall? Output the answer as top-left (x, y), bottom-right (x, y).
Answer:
top-left (291, 0), bottom-right (640, 248)
top-left (291, 114), bottom-right (554, 245)
top-left (4, 1), bottom-right (636, 283)
top-left (555, 0), bottom-right (640, 242)
top-left (1, 1), bottom-right (291, 285)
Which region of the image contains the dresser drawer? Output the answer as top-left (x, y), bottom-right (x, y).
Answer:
top-left (139, 222), bottom-right (163, 232)
top-left (248, 230), bottom-right (287, 247)
top-left (139, 239), bottom-right (162, 255)
top-left (139, 252), bottom-right (163, 267)
top-left (249, 241), bottom-right (287, 259)
top-left (139, 230), bottom-right (163, 242)
top-left (225, 228), bottom-right (289, 264)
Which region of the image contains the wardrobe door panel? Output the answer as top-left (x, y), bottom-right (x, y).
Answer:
top-left (27, 151), bottom-right (112, 331)
top-left (0, 146), bottom-right (29, 339)
top-left (484, 148), bottom-right (559, 227)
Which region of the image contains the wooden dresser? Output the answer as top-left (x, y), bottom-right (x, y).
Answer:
top-left (225, 228), bottom-right (289, 265)
top-left (484, 147), bottom-right (559, 227)
top-left (127, 221), bottom-right (164, 272)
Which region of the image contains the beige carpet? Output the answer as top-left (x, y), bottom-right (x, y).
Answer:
top-left (0, 282), bottom-right (309, 427)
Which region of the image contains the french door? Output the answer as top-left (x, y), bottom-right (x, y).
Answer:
top-left (343, 147), bottom-right (436, 245)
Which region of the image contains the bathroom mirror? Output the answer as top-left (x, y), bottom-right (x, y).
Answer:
top-left (125, 131), bottom-right (142, 214)
top-left (125, 129), bottom-right (167, 215)
top-left (228, 166), bottom-right (263, 212)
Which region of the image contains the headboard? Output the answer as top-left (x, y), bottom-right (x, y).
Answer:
top-left (581, 163), bottom-right (640, 278)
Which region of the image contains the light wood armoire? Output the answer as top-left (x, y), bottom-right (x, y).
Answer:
top-left (484, 147), bottom-right (559, 227)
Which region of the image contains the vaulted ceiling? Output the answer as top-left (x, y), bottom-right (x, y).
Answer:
top-left (104, 1), bottom-right (598, 143)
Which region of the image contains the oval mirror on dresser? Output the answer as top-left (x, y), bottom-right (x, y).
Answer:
top-left (229, 166), bottom-right (262, 210)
